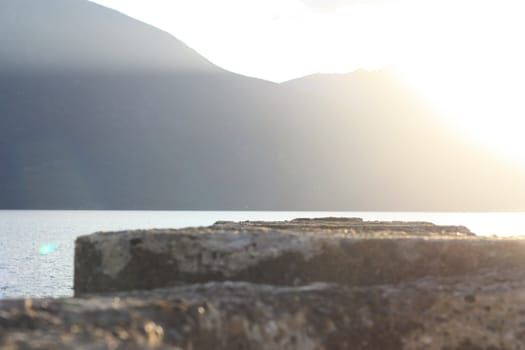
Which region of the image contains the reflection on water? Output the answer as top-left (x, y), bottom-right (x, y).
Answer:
top-left (1, 210), bottom-right (524, 299)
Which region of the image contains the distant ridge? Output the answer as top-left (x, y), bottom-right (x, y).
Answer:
top-left (1, 0), bottom-right (524, 211)
top-left (0, 0), bottom-right (219, 72)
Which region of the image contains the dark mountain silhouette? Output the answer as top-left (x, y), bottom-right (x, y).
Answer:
top-left (1, 0), bottom-right (524, 211)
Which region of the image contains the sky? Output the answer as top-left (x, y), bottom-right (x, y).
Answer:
top-left (90, 0), bottom-right (525, 169)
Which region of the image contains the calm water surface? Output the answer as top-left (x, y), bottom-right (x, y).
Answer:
top-left (1, 210), bottom-right (525, 299)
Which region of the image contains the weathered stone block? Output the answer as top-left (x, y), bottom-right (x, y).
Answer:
top-left (74, 218), bottom-right (525, 295)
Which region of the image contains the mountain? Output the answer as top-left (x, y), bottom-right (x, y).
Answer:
top-left (1, 0), bottom-right (524, 211)
top-left (0, 0), bottom-right (217, 73)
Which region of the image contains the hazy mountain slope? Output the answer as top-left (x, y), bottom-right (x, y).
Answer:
top-left (1, 0), bottom-right (524, 210)
top-left (283, 70), bottom-right (525, 210)
top-left (0, 0), bottom-right (218, 73)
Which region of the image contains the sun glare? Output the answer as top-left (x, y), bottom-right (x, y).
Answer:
top-left (394, 1), bottom-right (525, 169)
top-left (399, 63), bottom-right (525, 167)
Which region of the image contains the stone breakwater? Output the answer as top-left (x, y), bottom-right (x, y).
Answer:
top-left (2, 217), bottom-right (525, 349)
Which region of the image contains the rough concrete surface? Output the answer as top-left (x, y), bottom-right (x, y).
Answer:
top-left (75, 218), bottom-right (523, 295)
top-left (4, 272), bottom-right (525, 349)
top-left (3, 217), bottom-right (525, 349)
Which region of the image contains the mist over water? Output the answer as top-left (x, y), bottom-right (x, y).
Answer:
top-left (1, 210), bottom-right (524, 299)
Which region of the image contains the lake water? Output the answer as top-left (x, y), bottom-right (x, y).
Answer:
top-left (1, 210), bottom-right (525, 299)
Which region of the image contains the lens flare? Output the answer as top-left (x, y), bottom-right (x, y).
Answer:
top-left (39, 243), bottom-right (58, 256)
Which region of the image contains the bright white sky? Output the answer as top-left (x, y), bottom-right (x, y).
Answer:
top-left (91, 0), bottom-right (525, 168)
